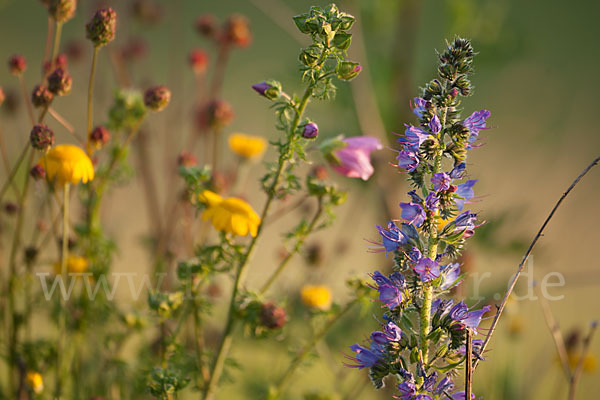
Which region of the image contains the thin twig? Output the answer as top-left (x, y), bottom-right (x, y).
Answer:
top-left (568, 321), bottom-right (598, 400)
top-left (473, 155), bottom-right (600, 370)
top-left (465, 329), bottom-right (473, 400)
top-left (537, 286), bottom-right (571, 379)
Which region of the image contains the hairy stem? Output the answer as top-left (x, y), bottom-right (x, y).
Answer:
top-left (86, 46), bottom-right (100, 153)
top-left (55, 183), bottom-right (70, 397)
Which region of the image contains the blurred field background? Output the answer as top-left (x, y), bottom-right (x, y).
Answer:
top-left (0, 0), bottom-right (598, 398)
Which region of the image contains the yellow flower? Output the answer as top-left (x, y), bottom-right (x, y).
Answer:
top-left (26, 371), bottom-right (44, 394)
top-left (568, 353), bottom-right (598, 373)
top-left (228, 133), bottom-right (267, 159)
top-left (54, 255), bottom-right (89, 275)
top-left (199, 190), bottom-right (261, 237)
top-left (300, 285), bottom-right (332, 311)
top-left (39, 144), bottom-right (94, 186)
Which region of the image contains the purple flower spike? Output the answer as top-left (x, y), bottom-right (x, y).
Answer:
top-left (398, 124), bottom-right (430, 152)
top-left (396, 150), bottom-right (419, 172)
top-left (399, 202), bottom-right (426, 227)
top-left (413, 257), bottom-right (441, 282)
top-left (331, 136), bottom-right (383, 181)
top-left (346, 344), bottom-right (382, 369)
top-left (429, 114), bottom-right (441, 134)
top-left (464, 109), bottom-right (491, 145)
top-left (376, 221), bottom-right (408, 255)
top-left (302, 122), bottom-right (319, 139)
top-left (396, 381), bottom-right (417, 400)
top-left (377, 284), bottom-right (404, 309)
top-left (431, 172), bottom-right (451, 192)
top-left (425, 192), bottom-right (439, 211)
top-left (454, 180), bottom-right (477, 210)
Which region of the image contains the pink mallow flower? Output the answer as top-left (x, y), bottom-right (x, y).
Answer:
top-left (329, 136), bottom-right (383, 181)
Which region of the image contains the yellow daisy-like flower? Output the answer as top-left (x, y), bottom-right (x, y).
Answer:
top-left (39, 144), bottom-right (94, 186)
top-left (54, 255), bottom-right (89, 275)
top-left (199, 190), bottom-right (261, 237)
top-left (26, 371), bottom-right (44, 394)
top-left (228, 133), bottom-right (267, 159)
top-left (300, 285), bottom-right (332, 311)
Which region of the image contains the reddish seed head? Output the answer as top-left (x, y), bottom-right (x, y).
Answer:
top-left (144, 86), bottom-right (171, 112)
top-left (48, 0), bottom-right (77, 23)
top-left (195, 14), bottom-right (218, 38)
top-left (196, 99), bottom-right (234, 131)
top-left (89, 125), bottom-right (111, 149)
top-left (30, 165), bottom-right (47, 180)
top-left (86, 7), bottom-right (118, 47)
top-left (188, 49), bottom-right (209, 75)
top-left (259, 302), bottom-right (288, 330)
top-left (177, 151), bottom-right (197, 167)
top-left (31, 85), bottom-right (54, 108)
top-left (30, 124), bottom-right (55, 151)
top-left (222, 14), bottom-right (251, 47)
top-left (42, 53), bottom-right (68, 75)
top-left (47, 67), bottom-right (72, 96)
top-left (8, 55), bottom-right (26, 75)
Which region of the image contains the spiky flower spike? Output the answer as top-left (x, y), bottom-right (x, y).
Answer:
top-left (346, 38), bottom-right (492, 399)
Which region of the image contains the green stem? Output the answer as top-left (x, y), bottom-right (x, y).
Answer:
top-left (271, 299), bottom-right (358, 399)
top-left (202, 83), bottom-right (315, 400)
top-left (55, 182), bottom-right (70, 397)
top-left (259, 198), bottom-right (323, 294)
top-left (18, 75), bottom-right (35, 125)
top-left (86, 46), bottom-right (100, 148)
top-left (0, 144), bottom-right (30, 204)
top-left (51, 21), bottom-right (63, 69)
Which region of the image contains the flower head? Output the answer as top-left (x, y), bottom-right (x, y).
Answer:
top-left (30, 124), bottom-right (54, 151)
top-left (396, 150), bottom-right (419, 172)
top-left (259, 301), bottom-right (287, 330)
top-left (302, 122), bottom-right (319, 139)
top-left (49, 0), bottom-right (77, 23)
top-left (399, 202), bottom-right (426, 227)
top-left (144, 86), bottom-right (171, 112)
top-left (54, 255), bottom-right (89, 275)
top-left (300, 285), bottom-right (332, 310)
top-left (414, 257), bottom-right (440, 282)
top-left (26, 371), bottom-right (44, 394)
top-left (39, 144), bottom-right (94, 186)
top-left (47, 67), bottom-right (72, 96)
top-left (432, 172), bottom-right (451, 192)
top-left (195, 14), bottom-right (218, 38)
top-left (228, 133), bottom-right (267, 159)
top-left (31, 85), bottom-right (54, 108)
top-left (398, 125), bottom-right (430, 152)
top-left (463, 109), bottom-right (491, 145)
top-left (89, 125), bottom-right (111, 149)
top-left (329, 136), bottom-right (383, 181)
top-left (199, 190), bottom-right (260, 237)
top-left (346, 344), bottom-right (382, 369)
top-left (251, 81), bottom-right (281, 100)
top-left (177, 151), bottom-right (197, 167)
top-left (222, 14), bottom-right (251, 47)
top-left (374, 221), bottom-right (408, 255)
top-left (86, 8), bottom-right (117, 47)
top-left (197, 99), bottom-right (234, 131)
top-left (8, 55), bottom-right (26, 75)
top-left (454, 180), bottom-right (477, 210)
top-left (188, 49), bottom-right (209, 74)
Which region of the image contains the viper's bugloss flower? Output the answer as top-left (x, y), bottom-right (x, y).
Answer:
top-left (222, 14), bottom-right (251, 47)
top-left (228, 133), bottom-right (267, 159)
top-left (463, 109), bottom-right (491, 146)
top-left (414, 257), bottom-right (440, 282)
top-left (328, 136), bottom-right (382, 181)
top-left (30, 165), bottom-right (46, 180)
top-left (188, 49), bottom-right (208, 74)
top-left (31, 85), bottom-right (54, 108)
top-left (399, 202), bottom-right (426, 227)
top-left (454, 179), bottom-right (477, 210)
top-left (53, 255), bottom-right (88, 275)
top-left (259, 301), bottom-right (287, 330)
top-left (199, 190), bottom-right (260, 237)
top-left (374, 221), bottom-right (408, 255)
top-left (396, 381), bottom-right (417, 399)
top-left (346, 344), bottom-right (382, 369)
top-left (411, 97), bottom-right (429, 118)
top-left (431, 172), bottom-right (451, 192)
top-left (300, 285), bottom-right (332, 310)
top-left (440, 263), bottom-right (461, 290)
top-left (47, 67), bottom-right (72, 96)
top-left (396, 150), bottom-right (419, 172)
top-left (429, 114), bottom-right (441, 134)
top-left (30, 124), bottom-right (54, 151)
top-left (48, 0), bottom-right (76, 23)
top-left (26, 371), bottom-right (44, 394)
top-left (8, 55), bottom-right (26, 75)
top-left (449, 300), bottom-right (491, 332)
top-left (197, 100), bottom-right (234, 131)
top-left (86, 8), bottom-right (117, 47)
top-left (144, 86), bottom-right (171, 112)
top-left (177, 151), bottom-right (197, 167)
top-left (195, 14), bottom-right (218, 38)
top-left (369, 271), bottom-right (405, 309)
top-left (371, 321), bottom-right (402, 345)
top-left (89, 125), bottom-right (111, 149)
top-left (449, 162), bottom-right (466, 179)
top-left (39, 144), bottom-right (94, 186)
top-left (302, 122), bottom-right (318, 139)
top-left (398, 124), bottom-right (430, 152)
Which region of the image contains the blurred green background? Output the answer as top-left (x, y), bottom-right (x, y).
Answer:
top-left (0, 0), bottom-right (598, 399)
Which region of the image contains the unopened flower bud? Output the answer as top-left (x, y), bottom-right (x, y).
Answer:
top-left (251, 81), bottom-right (280, 100)
top-left (43, 53), bottom-right (69, 75)
top-left (89, 125), bottom-right (111, 149)
top-left (47, 67), bottom-right (72, 96)
top-left (30, 165), bottom-right (46, 180)
top-left (144, 86), bottom-right (170, 112)
top-left (222, 14), bottom-right (251, 47)
top-left (31, 85), bottom-right (54, 108)
top-left (177, 151), bottom-right (197, 167)
top-left (302, 122), bottom-right (318, 139)
top-left (195, 14), bottom-right (218, 38)
top-left (49, 0), bottom-right (77, 23)
top-left (337, 61), bottom-right (361, 81)
top-left (188, 49), bottom-right (208, 74)
top-left (8, 55), bottom-right (26, 75)
top-left (259, 301), bottom-right (287, 330)
top-left (196, 100), bottom-right (234, 131)
top-left (30, 124), bottom-right (54, 151)
top-left (86, 8), bottom-right (117, 47)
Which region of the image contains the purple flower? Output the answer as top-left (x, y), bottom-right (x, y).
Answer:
top-left (411, 97), bottom-right (428, 118)
top-left (369, 271), bottom-right (405, 309)
top-left (454, 180), bottom-right (477, 210)
top-left (450, 391), bottom-right (476, 399)
top-left (449, 162), bottom-right (466, 179)
top-left (425, 193), bottom-right (439, 212)
top-left (371, 321), bottom-right (402, 344)
top-left (375, 221), bottom-right (408, 255)
top-left (399, 202), bottom-right (426, 227)
top-left (302, 122), bottom-right (318, 139)
top-left (429, 115), bottom-right (441, 134)
top-left (440, 263), bottom-right (461, 290)
top-left (346, 344), bottom-right (382, 369)
top-left (463, 305), bottom-right (491, 330)
top-left (463, 109), bottom-right (491, 145)
top-left (331, 136), bottom-right (383, 181)
top-left (422, 372), bottom-right (438, 391)
top-left (434, 376), bottom-right (455, 395)
top-left (398, 124), bottom-right (430, 152)
top-left (407, 247), bottom-right (422, 262)
top-left (413, 257), bottom-right (441, 282)
top-left (396, 381), bottom-right (417, 399)
top-left (371, 271), bottom-right (391, 286)
top-left (449, 301), bottom-right (469, 321)
top-left (396, 150), bottom-right (419, 172)
top-left (432, 172), bottom-right (451, 192)
top-left (452, 211), bottom-right (478, 230)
